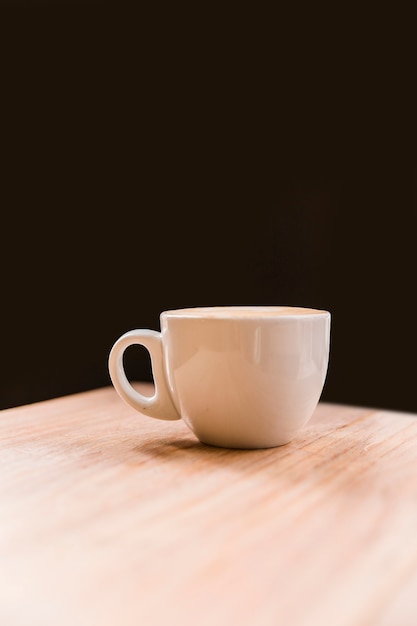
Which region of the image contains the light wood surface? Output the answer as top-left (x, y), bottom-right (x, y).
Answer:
top-left (1, 384), bottom-right (417, 626)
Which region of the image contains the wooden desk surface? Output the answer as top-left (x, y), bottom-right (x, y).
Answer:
top-left (1, 384), bottom-right (417, 626)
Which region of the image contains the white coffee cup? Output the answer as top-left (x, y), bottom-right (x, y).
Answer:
top-left (108, 306), bottom-right (331, 449)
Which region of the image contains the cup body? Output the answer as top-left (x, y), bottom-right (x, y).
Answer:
top-left (160, 306), bottom-right (330, 448)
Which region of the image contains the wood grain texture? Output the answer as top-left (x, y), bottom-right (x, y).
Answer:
top-left (1, 384), bottom-right (417, 626)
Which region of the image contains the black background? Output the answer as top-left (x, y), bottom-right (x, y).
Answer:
top-left (1, 2), bottom-right (416, 412)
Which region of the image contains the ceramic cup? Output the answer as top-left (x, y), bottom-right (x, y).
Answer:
top-left (108, 306), bottom-right (331, 449)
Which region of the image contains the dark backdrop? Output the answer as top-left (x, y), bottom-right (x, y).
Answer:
top-left (1, 1), bottom-right (416, 413)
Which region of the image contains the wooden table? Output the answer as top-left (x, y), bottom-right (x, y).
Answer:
top-left (1, 384), bottom-right (417, 626)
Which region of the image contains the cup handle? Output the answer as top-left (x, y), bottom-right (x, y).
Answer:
top-left (108, 329), bottom-right (181, 420)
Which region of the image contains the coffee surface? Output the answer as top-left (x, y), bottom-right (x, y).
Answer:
top-left (163, 306), bottom-right (329, 318)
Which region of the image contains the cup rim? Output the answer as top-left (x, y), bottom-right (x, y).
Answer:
top-left (161, 306), bottom-right (330, 319)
